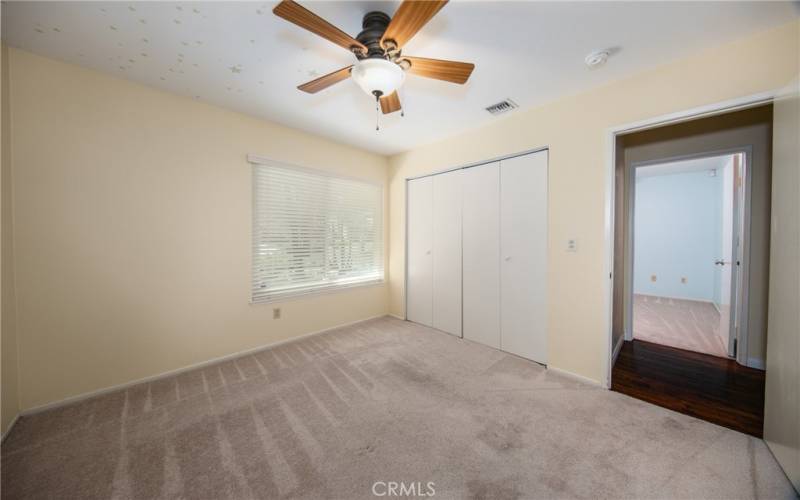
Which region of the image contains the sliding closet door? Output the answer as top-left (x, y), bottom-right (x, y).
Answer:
top-left (432, 170), bottom-right (463, 336)
top-left (462, 162), bottom-right (501, 349)
top-left (407, 177), bottom-right (433, 326)
top-left (500, 151), bottom-right (548, 363)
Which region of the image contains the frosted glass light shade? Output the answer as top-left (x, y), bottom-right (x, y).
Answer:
top-left (351, 58), bottom-right (405, 97)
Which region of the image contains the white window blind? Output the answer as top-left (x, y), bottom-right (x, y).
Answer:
top-left (251, 160), bottom-right (384, 303)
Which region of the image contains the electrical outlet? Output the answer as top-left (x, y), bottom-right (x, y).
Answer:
top-left (273, 307), bottom-right (281, 319)
top-left (650, 275), bottom-right (657, 282)
top-left (681, 277), bottom-right (687, 284)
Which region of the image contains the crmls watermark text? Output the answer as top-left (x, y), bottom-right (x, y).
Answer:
top-left (372, 481), bottom-right (436, 497)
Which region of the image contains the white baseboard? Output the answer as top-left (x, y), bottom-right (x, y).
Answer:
top-left (612, 335), bottom-right (625, 365)
top-left (1, 414), bottom-right (20, 443)
top-left (716, 333), bottom-right (729, 351)
top-left (634, 292), bottom-right (716, 305)
top-left (388, 313), bottom-right (405, 320)
top-left (624, 326), bottom-right (633, 342)
top-left (747, 357), bottom-right (766, 370)
top-left (547, 366), bottom-right (603, 388)
top-left (21, 314), bottom-right (391, 416)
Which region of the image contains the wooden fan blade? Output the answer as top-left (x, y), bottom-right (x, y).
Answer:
top-left (381, 0), bottom-right (448, 50)
top-left (298, 66), bottom-right (353, 93)
top-left (274, 0), bottom-right (367, 55)
top-left (380, 91), bottom-right (401, 114)
top-left (403, 56), bottom-right (474, 84)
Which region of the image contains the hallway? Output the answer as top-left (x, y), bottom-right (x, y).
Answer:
top-left (612, 339), bottom-right (766, 437)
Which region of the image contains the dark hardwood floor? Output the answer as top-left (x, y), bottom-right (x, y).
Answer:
top-left (611, 339), bottom-right (766, 437)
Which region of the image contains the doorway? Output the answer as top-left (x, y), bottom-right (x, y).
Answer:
top-left (630, 152), bottom-right (745, 359)
top-left (609, 104), bottom-right (773, 437)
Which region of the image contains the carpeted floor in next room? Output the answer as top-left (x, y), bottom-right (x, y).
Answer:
top-left (633, 293), bottom-right (729, 358)
top-left (1, 317), bottom-right (795, 499)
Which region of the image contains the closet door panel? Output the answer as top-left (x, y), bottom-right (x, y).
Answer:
top-left (432, 170), bottom-right (463, 336)
top-left (500, 151), bottom-right (548, 363)
top-left (462, 162), bottom-right (501, 349)
top-left (407, 177), bottom-right (433, 327)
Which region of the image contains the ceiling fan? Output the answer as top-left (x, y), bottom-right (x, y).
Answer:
top-left (273, 0), bottom-right (475, 118)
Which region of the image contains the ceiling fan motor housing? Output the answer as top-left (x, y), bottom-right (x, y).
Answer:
top-left (356, 11), bottom-right (392, 59)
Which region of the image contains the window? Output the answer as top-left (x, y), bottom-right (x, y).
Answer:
top-left (251, 159), bottom-right (384, 303)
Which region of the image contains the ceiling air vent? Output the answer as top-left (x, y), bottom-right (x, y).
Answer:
top-left (485, 99), bottom-right (519, 115)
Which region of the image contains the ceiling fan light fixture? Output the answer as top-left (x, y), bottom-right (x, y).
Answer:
top-left (351, 58), bottom-right (405, 97)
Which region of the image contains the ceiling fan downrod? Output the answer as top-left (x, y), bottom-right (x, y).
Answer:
top-left (357, 12), bottom-right (392, 60)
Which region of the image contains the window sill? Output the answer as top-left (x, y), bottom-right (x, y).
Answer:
top-left (251, 279), bottom-right (385, 305)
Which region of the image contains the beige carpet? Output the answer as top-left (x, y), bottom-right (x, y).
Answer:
top-left (633, 294), bottom-right (729, 358)
top-left (2, 317), bottom-right (794, 499)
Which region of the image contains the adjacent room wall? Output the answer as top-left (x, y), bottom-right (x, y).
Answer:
top-left (6, 48), bottom-right (390, 411)
top-left (633, 169), bottom-right (722, 301)
top-left (388, 20), bottom-right (799, 384)
top-left (1, 42), bottom-right (20, 433)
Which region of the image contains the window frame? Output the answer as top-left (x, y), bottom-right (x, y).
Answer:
top-left (249, 155), bottom-right (385, 304)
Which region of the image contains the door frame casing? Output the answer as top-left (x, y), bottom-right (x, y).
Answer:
top-left (624, 147), bottom-right (752, 364)
top-left (603, 90), bottom-right (778, 388)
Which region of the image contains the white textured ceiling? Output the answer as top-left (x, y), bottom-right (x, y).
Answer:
top-left (3, 1), bottom-right (797, 155)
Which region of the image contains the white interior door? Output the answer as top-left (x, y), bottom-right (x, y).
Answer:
top-left (500, 151), bottom-right (548, 363)
top-left (432, 170), bottom-right (463, 336)
top-left (462, 162), bottom-right (501, 349)
top-left (717, 157), bottom-right (735, 355)
top-left (407, 177), bottom-right (433, 327)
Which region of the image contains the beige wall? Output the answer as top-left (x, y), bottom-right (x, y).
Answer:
top-left (764, 76), bottom-right (800, 491)
top-left (7, 48), bottom-right (390, 410)
top-left (2, 42), bottom-right (20, 433)
top-left (388, 21), bottom-right (800, 384)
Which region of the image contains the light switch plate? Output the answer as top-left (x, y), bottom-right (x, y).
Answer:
top-left (567, 239), bottom-right (578, 252)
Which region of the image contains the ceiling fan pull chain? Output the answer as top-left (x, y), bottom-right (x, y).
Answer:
top-left (375, 96), bottom-right (380, 131)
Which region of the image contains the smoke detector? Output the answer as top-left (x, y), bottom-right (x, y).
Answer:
top-left (584, 50), bottom-right (610, 68)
